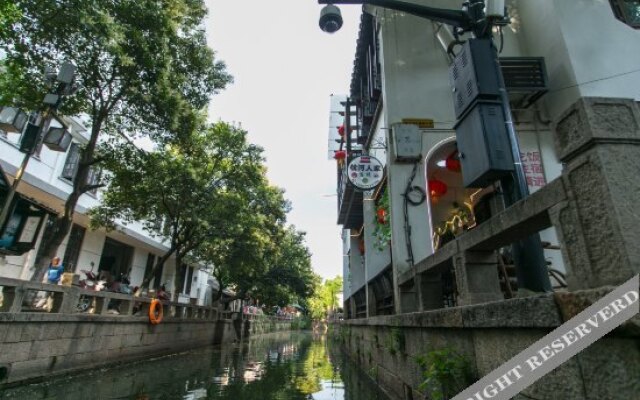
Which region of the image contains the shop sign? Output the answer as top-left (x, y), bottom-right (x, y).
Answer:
top-left (347, 155), bottom-right (384, 190)
top-left (401, 118), bottom-right (434, 129)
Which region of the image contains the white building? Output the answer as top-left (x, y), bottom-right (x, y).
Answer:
top-left (329, 0), bottom-right (640, 317)
top-left (0, 118), bottom-right (215, 305)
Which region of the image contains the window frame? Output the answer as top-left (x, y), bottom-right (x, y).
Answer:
top-left (610, 0), bottom-right (640, 28)
top-left (61, 142), bottom-right (81, 181)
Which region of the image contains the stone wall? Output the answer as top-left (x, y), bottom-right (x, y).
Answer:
top-left (0, 313), bottom-right (290, 386)
top-left (331, 289), bottom-right (640, 400)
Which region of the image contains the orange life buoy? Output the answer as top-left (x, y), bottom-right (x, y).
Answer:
top-left (149, 299), bottom-right (163, 325)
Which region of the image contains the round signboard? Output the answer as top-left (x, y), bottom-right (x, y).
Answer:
top-left (347, 155), bottom-right (384, 190)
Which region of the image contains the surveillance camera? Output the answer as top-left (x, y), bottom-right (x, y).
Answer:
top-left (319, 4), bottom-right (343, 34)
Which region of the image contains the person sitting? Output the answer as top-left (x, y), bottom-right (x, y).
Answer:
top-left (47, 257), bottom-right (65, 285)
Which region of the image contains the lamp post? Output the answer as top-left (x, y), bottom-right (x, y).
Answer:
top-left (0, 62), bottom-right (77, 234)
top-left (318, 0), bottom-right (551, 293)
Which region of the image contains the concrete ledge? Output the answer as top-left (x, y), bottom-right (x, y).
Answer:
top-left (340, 294), bottom-right (563, 328)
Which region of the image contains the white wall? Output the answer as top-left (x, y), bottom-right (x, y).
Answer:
top-left (75, 229), bottom-right (105, 275)
top-left (515, 0), bottom-right (640, 119)
top-left (349, 234), bottom-right (366, 294)
top-left (342, 229), bottom-right (352, 299)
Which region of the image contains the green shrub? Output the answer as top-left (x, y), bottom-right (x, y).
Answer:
top-left (416, 348), bottom-right (474, 400)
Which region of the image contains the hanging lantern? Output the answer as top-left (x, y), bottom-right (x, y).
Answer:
top-left (358, 239), bottom-right (365, 255)
top-left (376, 208), bottom-right (386, 224)
top-left (337, 125), bottom-right (345, 137)
top-left (445, 151), bottom-right (461, 172)
top-left (334, 150), bottom-right (347, 160)
top-left (428, 179), bottom-right (448, 199)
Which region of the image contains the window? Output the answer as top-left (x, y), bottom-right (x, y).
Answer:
top-left (62, 143), bottom-right (81, 180)
top-left (61, 142), bottom-right (101, 193)
top-left (143, 253), bottom-right (156, 285)
top-left (85, 165), bottom-right (102, 195)
top-left (610, 0), bottom-right (640, 28)
top-left (62, 224), bottom-right (86, 272)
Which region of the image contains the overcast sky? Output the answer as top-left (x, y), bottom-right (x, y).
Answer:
top-left (204, 1), bottom-right (361, 280)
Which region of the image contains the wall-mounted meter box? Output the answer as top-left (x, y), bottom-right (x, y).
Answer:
top-left (391, 124), bottom-right (423, 163)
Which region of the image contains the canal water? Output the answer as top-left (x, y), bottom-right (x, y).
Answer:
top-left (0, 332), bottom-right (388, 400)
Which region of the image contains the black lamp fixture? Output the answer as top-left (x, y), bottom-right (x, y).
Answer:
top-left (0, 107), bottom-right (28, 134)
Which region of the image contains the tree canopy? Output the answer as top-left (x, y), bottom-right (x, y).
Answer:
top-left (308, 276), bottom-right (343, 320)
top-left (0, 0), bottom-right (231, 282)
top-left (93, 122), bottom-right (315, 305)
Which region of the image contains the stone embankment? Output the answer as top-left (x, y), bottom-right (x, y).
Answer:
top-left (0, 277), bottom-right (290, 386)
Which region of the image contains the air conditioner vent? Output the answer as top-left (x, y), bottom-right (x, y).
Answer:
top-left (499, 57), bottom-right (549, 108)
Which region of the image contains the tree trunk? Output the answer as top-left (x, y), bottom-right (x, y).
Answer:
top-left (137, 247), bottom-right (176, 295)
top-left (29, 115), bottom-right (104, 283)
top-left (173, 252), bottom-right (187, 303)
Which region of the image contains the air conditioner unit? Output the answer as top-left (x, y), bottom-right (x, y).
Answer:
top-left (499, 57), bottom-right (549, 108)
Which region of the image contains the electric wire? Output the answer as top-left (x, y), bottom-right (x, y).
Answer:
top-left (403, 162), bottom-right (420, 267)
top-left (549, 67), bottom-right (640, 94)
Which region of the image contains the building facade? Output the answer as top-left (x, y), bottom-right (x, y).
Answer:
top-left (329, 0), bottom-right (640, 317)
top-left (0, 117), bottom-right (214, 305)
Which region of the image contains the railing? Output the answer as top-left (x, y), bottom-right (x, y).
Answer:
top-left (0, 277), bottom-right (219, 321)
top-left (394, 177), bottom-right (568, 310)
top-left (0, 278), bottom-right (298, 325)
top-left (390, 98), bottom-right (640, 314)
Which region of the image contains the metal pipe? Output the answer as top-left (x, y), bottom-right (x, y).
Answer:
top-left (493, 44), bottom-right (552, 293)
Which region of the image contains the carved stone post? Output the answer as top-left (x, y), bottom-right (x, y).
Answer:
top-left (454, 250), bottom-right (502, 305)
top-left (551, 97), bottom-right (640, 289)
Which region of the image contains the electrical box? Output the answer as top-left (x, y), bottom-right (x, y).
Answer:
top-left (454, 102), bottom-right (514, 188)
top-left (391, 124), bottom-right (423, 163)
top-left (450, 39), bottom-right (501, 119)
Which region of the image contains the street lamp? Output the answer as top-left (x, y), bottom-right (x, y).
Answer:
top-left (318, 0), bottom-right (551, 293)
top-left (0, 62), bottom-right (78, 235)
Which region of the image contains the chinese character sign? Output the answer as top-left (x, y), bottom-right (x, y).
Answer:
top-left (347, 156), bottom-right (384, 190)
top-left (520, 151), bottom-right (546, 189)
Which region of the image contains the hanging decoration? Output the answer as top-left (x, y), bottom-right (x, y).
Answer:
top-left (432, 202), bottom-right (476, 250)
top-left (428, 178), bottom-right (448, 200)
top-left (334, 150), bottom-right (347, 160)
top-left (445, 150), bottom-right (462, 172)
top-left (337, 125), bottom-right (345, 137)
top-left (358, 238), bottom-right (365, 255)
top-left (373, 189), bottom-right (391, 252)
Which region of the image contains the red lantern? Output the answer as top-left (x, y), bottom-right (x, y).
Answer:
top-left (337, 125), bottom-right (345, 137)
top-left (445, 151), bottom-right (461, 172)
top-left (376, 208), bottom-right (386, 224)
top-left (334, 150), bottom-right (347, 160)
top-left (428, 179), bottom-right (448, 198)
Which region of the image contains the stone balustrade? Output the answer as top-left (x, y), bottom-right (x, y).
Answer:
top-left (0, 277), bottom-right (219, 321)
top-left (353, 97), bottom-right (640, 316)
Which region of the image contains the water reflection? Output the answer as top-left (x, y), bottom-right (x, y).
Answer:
top-left (0, 332), bottom-right (387, 400)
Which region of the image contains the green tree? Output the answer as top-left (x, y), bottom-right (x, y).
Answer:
top-left (255, 226), bottom-right (316, 307)
top-left (308, 276), bottom-right (343, 320)
top-left (91, 122), bottom-right (265, 301)
top-left (0, 0), bottom-right (231, 282)
top-left (0, 1), bottom-right (20, 40)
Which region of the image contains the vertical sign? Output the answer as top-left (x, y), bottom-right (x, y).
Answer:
top-left (521, 151), bottom-right (546, 190)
